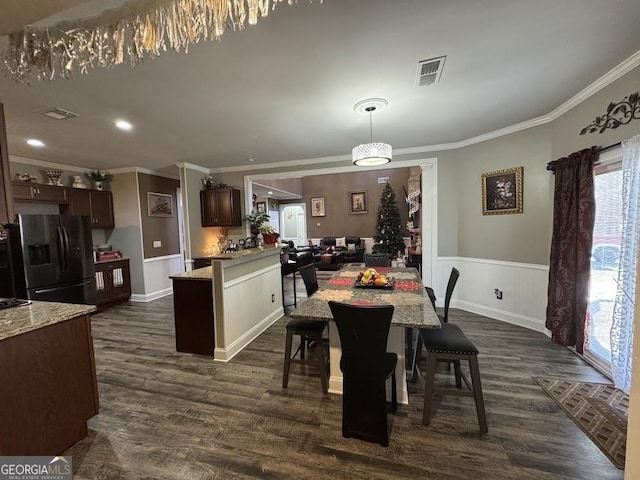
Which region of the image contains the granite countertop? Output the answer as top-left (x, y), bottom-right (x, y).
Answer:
top-left (290, 266), bottom-right (440, 329)
top-left (170, 266), bottom-right (212, 281)
top-left (209, 245), bottom-right (280, 260)
top-left (95, 256), bottom-right (129, 264)
top-left (0, 301), bottom-right (97, 341)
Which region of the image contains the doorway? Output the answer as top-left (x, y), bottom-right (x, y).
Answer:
top-left (280, 204), bottom-right (307, 247)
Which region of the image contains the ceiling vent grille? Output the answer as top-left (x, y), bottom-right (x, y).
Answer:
top-left (415, 56), bottom-right (446, 87)
top-left (42, 107), bottom-right (80, 120)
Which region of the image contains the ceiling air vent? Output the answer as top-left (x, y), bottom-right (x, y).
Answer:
top-left (415, 56), bottom-right (446, 87)
top-left (42, 107), bottom-right (80, 120)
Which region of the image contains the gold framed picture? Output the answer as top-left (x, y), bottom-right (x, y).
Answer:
top-left (481, 166), bottom-right (523, 215)
top-left (350, 191), bottom-right (367, 214)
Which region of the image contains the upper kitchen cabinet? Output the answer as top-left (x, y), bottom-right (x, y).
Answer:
top-left (200, 188), bottom-right (242, 227)
top-left (12, 181), bottom-right (69, 204)
top-left (67, 188), bottom-right (114, 228)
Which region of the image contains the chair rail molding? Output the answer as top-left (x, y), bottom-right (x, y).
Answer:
top-left (436, 256), bottom-right (550, 334)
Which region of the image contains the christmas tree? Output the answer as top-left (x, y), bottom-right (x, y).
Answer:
top-left (373, 183), bottom-right (406, 256)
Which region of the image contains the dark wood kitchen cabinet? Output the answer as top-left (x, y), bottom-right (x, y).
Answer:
top-left (67, 188), bottom-right (114, 228)
top-left (12, 181), bottom-right (69, 203)
top-left (200, 188), bottom-right (242, 227)
top-left (94, 259), bottom-right (131, 310)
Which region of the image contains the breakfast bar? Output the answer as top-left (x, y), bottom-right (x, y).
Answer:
top-left (0, 301), bottom-right (98, 455)
top-left (171, 246), bottom-right (283, 362)
top-left (290, 266), bottom-right (440, 404)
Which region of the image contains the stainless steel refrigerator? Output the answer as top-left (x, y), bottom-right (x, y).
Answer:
top-left (0, 214), bottom-right (96, 304)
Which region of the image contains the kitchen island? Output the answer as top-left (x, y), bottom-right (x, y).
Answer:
top-left (171, 246), bottom-right (283, 361)
top-left (0, 301), bottom-right (98, 455)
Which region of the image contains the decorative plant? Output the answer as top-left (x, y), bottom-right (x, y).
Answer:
top-left (86, 170), bottom-right (113, 182)
top-left (243, 210), bottom-right (271, 236)
top-left (260, 224), bottom-right (276, 234)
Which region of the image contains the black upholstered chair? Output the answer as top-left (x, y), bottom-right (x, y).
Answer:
top-left (363, 253), bottom-right (390, 267)
top-left (328, 301), bottom-right (397, 447)
top-left (282, 263), bottom-right (328, 393)
top-left (439, 267), bottom-right (459, 323)
top-left (417, 323), bottom-right (488, 433)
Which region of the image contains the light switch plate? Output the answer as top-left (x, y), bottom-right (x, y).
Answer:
top-left (153, 240), bottom-right (162, 248)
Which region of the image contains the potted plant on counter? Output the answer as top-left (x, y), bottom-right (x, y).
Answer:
top-left (243, 210), bottom-right (271, 238)
top-left (260, 224), bottom-right (280, 245)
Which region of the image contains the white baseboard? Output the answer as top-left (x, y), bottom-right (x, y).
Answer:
top-left (130, 287), bottom-right (173, 303)
top-left (454, 299), bottom-right (548, 334)
top-left (214, 308), bottom-right (283, 362)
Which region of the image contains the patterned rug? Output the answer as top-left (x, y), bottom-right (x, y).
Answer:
top-left (534, 377), bottom-right (629, 469)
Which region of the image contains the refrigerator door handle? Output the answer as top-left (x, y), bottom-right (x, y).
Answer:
top-left (34, 279), bottom-right (93, 294)
top-left (62, 226), bottom-right (70, 272)
top-left (56, 226), bottom-right (66, 272)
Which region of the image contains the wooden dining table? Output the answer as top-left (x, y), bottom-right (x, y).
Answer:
top-left (289, 265), bottom-right (441, 404)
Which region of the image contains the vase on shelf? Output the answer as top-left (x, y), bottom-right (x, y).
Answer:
top-left (94, 181), bottom-right (103, 191)
top-left (44, 169), bottom-right (63, 186)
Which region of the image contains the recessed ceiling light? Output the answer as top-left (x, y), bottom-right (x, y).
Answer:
top-left (114, 119), bottom-right (133, 131)
top-left (268, 191), bottom-right (273, 195)
top-left (27, 139), bottom-right (45, 147)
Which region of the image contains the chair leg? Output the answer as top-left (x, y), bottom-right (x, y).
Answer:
top-left (422, 353), bottom-right (438, 425)
top-left (412, 334), bottom-right (423, 383)
top-left (390, 368), bottom-right (397, 413)
top-left (469, 355), bottom-right (488, 434)
top-left (453, 360), bottom-right (462, 389)
top-left (283, 330), bottom-right (293, 388)
top-left (300, 334), bottom-right (306, 359)
top-left (316, 334), bottom-right (328, 394)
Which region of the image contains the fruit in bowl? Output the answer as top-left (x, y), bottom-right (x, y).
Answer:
top-left (356, 268), bottom-right (390, 287)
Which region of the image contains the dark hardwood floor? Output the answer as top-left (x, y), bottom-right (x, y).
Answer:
top-left (66, 274), bottom-right (623, 479)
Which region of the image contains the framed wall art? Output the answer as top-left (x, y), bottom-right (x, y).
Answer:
top-left (310, 197), bottom-right (325, 217)
top-left (147, 192), bottom-right (173, 217)
top-left (350, 191), bottom-right (367, 214)
top-left (481, 166), bottom-right (523, 215)
top-left (256, 201), bottom-right (267, 213)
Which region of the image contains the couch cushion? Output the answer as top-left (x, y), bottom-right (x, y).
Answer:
top-left (336, 236), bottom-right (346, 248)
top-left (345, 236), bottom-right (361, 246)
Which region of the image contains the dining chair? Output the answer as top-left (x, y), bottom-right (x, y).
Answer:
top-left (328, 301), bottom-right (397, 447)
top-left (363, 253), bottom-right (390, 267)
top-left (282, 263), bottom-right (328, 394)
top-left (439, 267), bottom-right (459, 323)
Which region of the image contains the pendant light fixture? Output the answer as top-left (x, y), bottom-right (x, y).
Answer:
top-left (352, 98), bottom-right (392, 166)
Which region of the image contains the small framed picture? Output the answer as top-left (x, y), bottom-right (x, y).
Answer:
top-left (481, 166), bottom-right (523, 215)
top-left (310, 197), bottom-right (325, 217)
top-left (256, 202), bottom-right (267, 213)
top-left (350, 191), bottom-right (367, 214)
top-left (147, 192), bottom-right (173, 217)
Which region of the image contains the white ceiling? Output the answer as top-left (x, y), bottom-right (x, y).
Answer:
top-left (1, 0), bottom-right (640, 172)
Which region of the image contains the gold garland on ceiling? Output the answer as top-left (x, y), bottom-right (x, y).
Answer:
top-left (3, 0), bottom-right (319, 82)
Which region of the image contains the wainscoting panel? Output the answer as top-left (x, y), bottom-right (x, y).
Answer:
top-left (436, 257), bottom-right (549, 334)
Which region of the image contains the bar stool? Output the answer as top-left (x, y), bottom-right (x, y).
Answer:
top-left (417, 323), bottom-right (488, 433)
top-left (282, 263), bottom-right (328, 394)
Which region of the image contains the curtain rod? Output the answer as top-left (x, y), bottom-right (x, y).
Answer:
top-left (546, 143), bottom-right (622, 171)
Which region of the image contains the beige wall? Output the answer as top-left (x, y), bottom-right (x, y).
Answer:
top-left (454, 124), bottom-right (553, 264)
top-left (294, 168), bottom-right (410, 239)
top-left (137, 173), bottom-right (180, 259)
top-left (106, 172), bottom-right (145, 294)
top-left (626, 253), bottom-right (640, 478)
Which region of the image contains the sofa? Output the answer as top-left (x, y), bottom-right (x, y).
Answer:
top-left (317, 236), bottom-right (365, 263)
top-left (282, 241), bottom-right (314, 268)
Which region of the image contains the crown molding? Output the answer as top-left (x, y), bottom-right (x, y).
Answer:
top-left (107, 166), bottom-right (179, 179)
top-left (8, 155), bottom-right (93, 173)
top-left (175, 162), bottom-right (210, 174)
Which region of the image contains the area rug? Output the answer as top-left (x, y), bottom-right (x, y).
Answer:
top-left (534, 377), bottom-right (629, 469)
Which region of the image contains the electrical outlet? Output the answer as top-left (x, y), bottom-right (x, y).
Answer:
top-left (271, 293), bottom-right (275, 303)
top-left (153, 240), bottom-right (162, 248)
